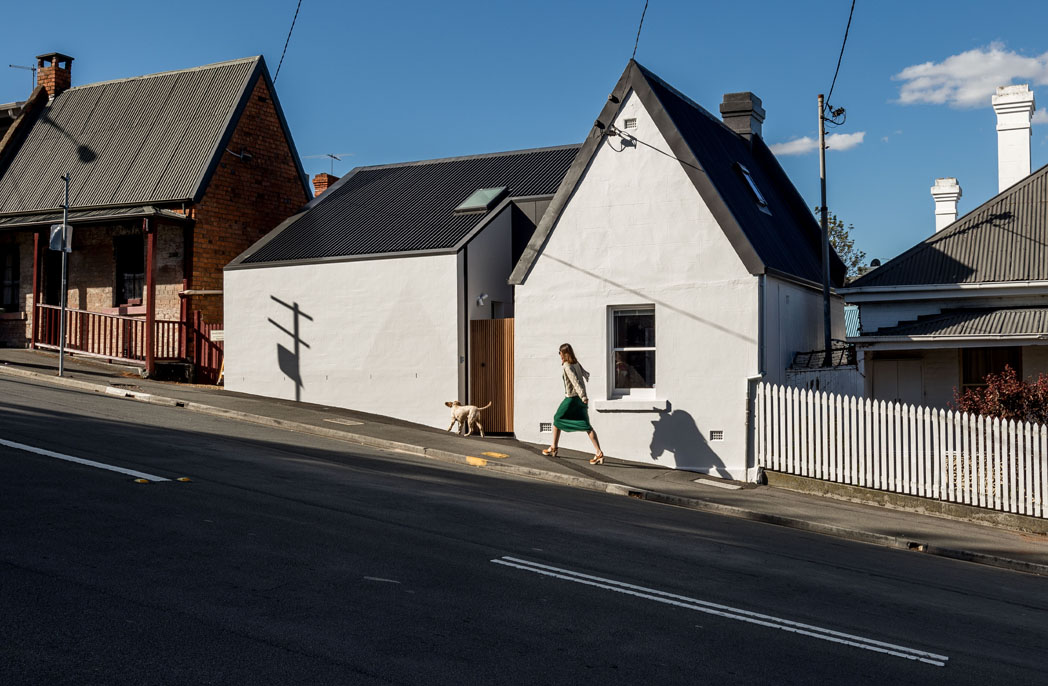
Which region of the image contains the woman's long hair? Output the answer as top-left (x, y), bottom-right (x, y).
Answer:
top-left (559, 343), bottom-right (590, 380)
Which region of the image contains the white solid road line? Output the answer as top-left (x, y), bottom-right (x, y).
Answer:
top-left (0, 438), bottom-right (171, 482)
top-left (492, 556), bottom-right (949, 667)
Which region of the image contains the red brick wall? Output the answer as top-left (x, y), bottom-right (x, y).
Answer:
top-left (187, 76), bottom-right (309, 325)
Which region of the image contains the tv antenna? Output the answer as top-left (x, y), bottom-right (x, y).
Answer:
top-left (9, 64), bottom-right (36, 91)
top-left (305, 152), bottom-right (353, 175)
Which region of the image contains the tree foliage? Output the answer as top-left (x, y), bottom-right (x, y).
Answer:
top-left (953, 365), bottom-right (1048, 425)
top-left (814, 208), bottom-right (867, 279)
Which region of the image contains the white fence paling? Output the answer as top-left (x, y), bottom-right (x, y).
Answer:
top-left (755, 382), bottom-right (1048, 520)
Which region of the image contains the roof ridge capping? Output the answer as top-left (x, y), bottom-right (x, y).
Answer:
top-left (65, 56), bottom-right (261, 92)
top-left (350, 143), bottom-right (582, 172)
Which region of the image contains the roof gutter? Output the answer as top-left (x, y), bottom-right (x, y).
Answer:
top-left (841, 280), bottom-right (1048, 301)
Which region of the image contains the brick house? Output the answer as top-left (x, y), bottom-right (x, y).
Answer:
top-left (0, 52), bottom-right (310, 378)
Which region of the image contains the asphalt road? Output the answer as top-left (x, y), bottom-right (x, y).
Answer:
top-left (1, 375), bottom-right (1046, 685)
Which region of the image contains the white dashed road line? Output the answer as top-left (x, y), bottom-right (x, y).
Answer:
top-left (1, 438), bottom-right (171, 482)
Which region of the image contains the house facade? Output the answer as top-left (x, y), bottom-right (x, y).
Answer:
top-left (224, 146), bottom-right (578, 428)
top-left (510, 62), bottom-right (845, 480)
top-left (0, 53), bottom-right (310, 377)
top-left (843, 85), bottom-right (1048, 408)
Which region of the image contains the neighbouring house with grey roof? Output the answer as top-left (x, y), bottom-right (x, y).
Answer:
top-left (0, 52), bottom-right (310, 380)
top-left (842, 85), bottom-right (1048, 408)
top-left (510, 61), bottom-right (845, 480)
top-left (224, 145), bottom-right (579, 429)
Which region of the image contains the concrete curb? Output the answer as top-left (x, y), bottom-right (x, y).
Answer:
top-left (4, 363), bottom-right (1047, 578)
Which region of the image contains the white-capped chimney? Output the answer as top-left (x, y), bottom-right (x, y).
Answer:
top-left (930, 177), bottom-right (961, 232)
top-left (992, 84), bottom-right (1035, 192)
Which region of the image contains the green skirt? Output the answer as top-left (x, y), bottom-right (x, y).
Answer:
top-left (553, 396), bottom-right (592, 432)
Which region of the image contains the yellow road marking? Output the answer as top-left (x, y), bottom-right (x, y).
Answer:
top-left (466, 456), bottom-right (489, 467)
top-left (481, 452), bottom-right (509, 459)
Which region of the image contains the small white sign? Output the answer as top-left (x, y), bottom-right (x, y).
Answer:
top-left (49, 224), bottom-right (72, 252)
top-left (209, 329), bottom-right (225, 342)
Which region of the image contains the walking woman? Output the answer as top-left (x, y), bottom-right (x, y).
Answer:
top-left (542, 343), bottom-right (605, 464)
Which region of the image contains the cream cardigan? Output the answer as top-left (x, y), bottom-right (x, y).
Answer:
top-left (561, 362), bottom-right (588, 402)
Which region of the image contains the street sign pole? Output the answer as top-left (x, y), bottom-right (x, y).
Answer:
top-left (58, 174), bottom-right (69, 377)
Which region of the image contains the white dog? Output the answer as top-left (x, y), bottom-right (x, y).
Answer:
top-left (445, 400), bottom-right (492, 437)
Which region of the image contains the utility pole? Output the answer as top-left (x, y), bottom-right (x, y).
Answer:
top-left (818, 94), bottom-right (832, 368)
top-left (58, 174), bottom-right (69, 377)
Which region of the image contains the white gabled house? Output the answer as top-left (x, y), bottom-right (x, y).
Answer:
top-left (510, 62), bottom-right (846, 480)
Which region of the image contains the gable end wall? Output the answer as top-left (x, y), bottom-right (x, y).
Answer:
top-left (188, 77), bottom-right (309, 325)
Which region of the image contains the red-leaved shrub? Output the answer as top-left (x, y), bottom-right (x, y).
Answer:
top-left (953, 365), bottom-right (1048, 425)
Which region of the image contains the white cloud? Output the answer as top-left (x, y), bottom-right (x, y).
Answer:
top-left (769, 131), bottom-right (866, 156)
top-left (894, 43), bottom-right (1048, 108)
top-left (1033, 109), bottom-right (1048, 124)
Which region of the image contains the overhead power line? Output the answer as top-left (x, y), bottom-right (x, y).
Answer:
top-left (274, 0), bottom-right (304, 82)
top-left (632, 0), bottom-right (650, 61)
top-left (824, 0), bottom-right (856, 125)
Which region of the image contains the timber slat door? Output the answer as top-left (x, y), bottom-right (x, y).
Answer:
top-left (469, 318), bottom-right (513, 433)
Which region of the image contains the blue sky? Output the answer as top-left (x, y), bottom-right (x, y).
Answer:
top-left (3, 1), bottom-right (1048, 264)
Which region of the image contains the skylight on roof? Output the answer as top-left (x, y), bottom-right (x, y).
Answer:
top-left (737, 164), bottom-right (771, 215)
top-left (454, 186), bottom-right (508, 214)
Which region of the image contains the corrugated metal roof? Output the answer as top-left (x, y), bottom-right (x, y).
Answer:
top-left (636, 64), bottom-right (845, 287)
top-left (0, 205), bottom-right (189, 229)
top-left (850, 163), bottom-right (1048, 288)
top-left (844, 304), bottom-right (859, 338)
top-left (240, 145), bottom-right (579, 263)
top-left (0, 57), bottom-right (259, 215)
top-left (866, 307), bottom-right (1048, 337)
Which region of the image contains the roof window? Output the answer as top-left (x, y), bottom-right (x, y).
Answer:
top-left (454, 186), bottom-right (508, 214)
top-left (736, 163), bottom-right (771, 215)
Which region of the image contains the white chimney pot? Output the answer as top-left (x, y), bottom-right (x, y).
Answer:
top-left (930, 177), bottom-right (962, 233)
top-left (992, 84), bottom-right (1035, 192)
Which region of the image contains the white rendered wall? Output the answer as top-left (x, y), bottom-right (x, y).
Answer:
top-left (515, 91), bottom-right (759, 480)
top-left (763, 276), bottom-right (845, 385)
top-left (224, 254), bottom-right (460, 428)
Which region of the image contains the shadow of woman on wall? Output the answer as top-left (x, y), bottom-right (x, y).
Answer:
top-left (649, 401), bottom-right (729, 477)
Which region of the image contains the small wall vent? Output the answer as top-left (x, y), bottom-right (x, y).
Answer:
top-left (624, 118), bottom-right (638, 129)
top-left (540, 422), bottom-right (552, 433)
top-left (710, 430), bottom-right (724, 441)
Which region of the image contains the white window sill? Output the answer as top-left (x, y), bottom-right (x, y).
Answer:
top-left (592, 398), bottom-right (667, 412)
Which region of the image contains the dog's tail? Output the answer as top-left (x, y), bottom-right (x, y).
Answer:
top-left (478, 401), bottom-right (493, 411)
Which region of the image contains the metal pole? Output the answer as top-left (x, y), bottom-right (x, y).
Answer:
top-left (57, 174), bottom-right (70, 377)
top-left (818, 94), bottom-right (832, 368)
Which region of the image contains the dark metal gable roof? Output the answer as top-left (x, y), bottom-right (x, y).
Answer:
top-left (234, 145), bottom-right (579, 265)
top-left (849, 162), bottom-right (1048, 288)
top-left (510, 60), bottom-right (844, 287)
top-left (0, 57), bottom-right (265, 215)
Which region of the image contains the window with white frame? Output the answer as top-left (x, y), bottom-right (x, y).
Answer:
top-left (611, 306), bottom-right (655, 395)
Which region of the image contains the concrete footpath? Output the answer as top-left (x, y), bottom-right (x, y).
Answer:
top-left (2, 348), bottom-right (1047, 577)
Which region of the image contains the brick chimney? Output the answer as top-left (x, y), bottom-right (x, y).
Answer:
top-left (312, 172), bottom-right (339, 197)
top-left (36, 52), bottom-right (74, 98)
top-left (992, 84), bottom-right (1035, 192)
top-left (719, 92), bottom-right (766, 139)
top-left (930, 178), bottom-right (962, 233)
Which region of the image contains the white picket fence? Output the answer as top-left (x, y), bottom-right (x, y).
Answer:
top-left (754, 382), bottom-right (1046, 519)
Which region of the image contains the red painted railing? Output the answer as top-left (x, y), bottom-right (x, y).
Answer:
top-left (191, 312), bottom-right (225, 385)
top-left (34, 304), bottom-right (182, 363)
